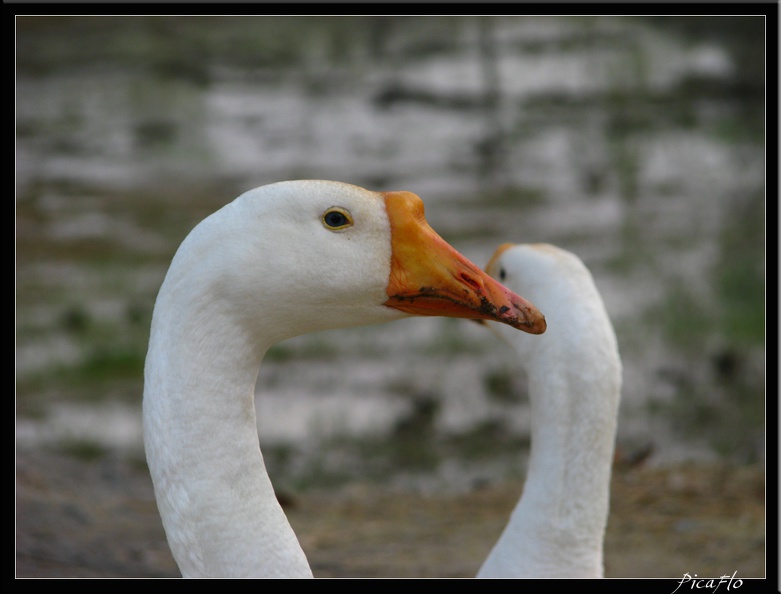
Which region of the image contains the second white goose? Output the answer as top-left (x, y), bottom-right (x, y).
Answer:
top-left (477, 243), bottom-right (621, 578)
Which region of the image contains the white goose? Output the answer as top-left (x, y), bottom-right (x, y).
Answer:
top-left (476, 243), bottom-right (622, 578)
top-left (142, 180), bottom-right (546, 578)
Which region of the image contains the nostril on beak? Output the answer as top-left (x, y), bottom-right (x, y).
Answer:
top-left (460, 273), bottom-right (482, 292)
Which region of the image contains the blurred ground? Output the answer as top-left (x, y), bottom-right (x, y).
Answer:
top-left (15, 447), bottom-right (765, 579)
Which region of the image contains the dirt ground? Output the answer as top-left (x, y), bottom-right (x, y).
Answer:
top-left (15, 447), bottom-right (766, 580)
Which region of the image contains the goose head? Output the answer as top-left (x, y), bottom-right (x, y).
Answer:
top-left (484, 241), bottom-right (620, 389)
top-left (156, 181), bottom-right (547, 347)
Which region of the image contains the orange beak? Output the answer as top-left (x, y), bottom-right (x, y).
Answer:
top-left (382, 191), bottom-right (546, 334)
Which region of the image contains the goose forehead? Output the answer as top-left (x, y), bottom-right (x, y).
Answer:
top-left (271, 181), bottom-right (388, 222)
top-left (280, 180), bottom-right (376, 202)
top-left (330, 191), bottom-right (387, 218)
top-left (500, 244), bottom-right (563, 273)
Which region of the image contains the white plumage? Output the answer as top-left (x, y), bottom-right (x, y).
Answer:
top-left (142, 181), bottom-right (546, 578)
top-left (477, 243), bottom-right (622, 578)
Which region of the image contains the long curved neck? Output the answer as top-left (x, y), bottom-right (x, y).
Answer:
top-left (477, 346), bottom-right (619, 578)
top-left (143, 277), bottom-right (313, 578)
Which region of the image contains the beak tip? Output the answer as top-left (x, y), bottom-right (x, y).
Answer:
top-left (508, 307), bottom-right (546, 334)
top-left (519, 318), bottom-right (547, 334)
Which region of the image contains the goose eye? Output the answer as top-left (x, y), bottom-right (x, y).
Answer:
top-left (322, 207), bottom-right (353, 230)
top-left (499, 267), bottom-right (507, 281)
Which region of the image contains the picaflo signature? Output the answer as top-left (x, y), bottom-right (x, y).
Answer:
top-left (672, 572), bottom-right (744, 594)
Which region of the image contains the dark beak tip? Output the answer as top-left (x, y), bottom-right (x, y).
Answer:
top-left (532, 316), bottom-right (548, 334)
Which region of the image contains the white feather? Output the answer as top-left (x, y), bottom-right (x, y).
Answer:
top-left (477, 243), bottom-right (622, 578)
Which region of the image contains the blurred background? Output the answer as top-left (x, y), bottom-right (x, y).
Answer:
top-left (15, 16), bottom-right (767, 578)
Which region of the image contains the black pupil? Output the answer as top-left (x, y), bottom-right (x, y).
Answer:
top-left (499, 268), bottom-right (506, 280)
top-left (326, 211), bottom-right (347, 227)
